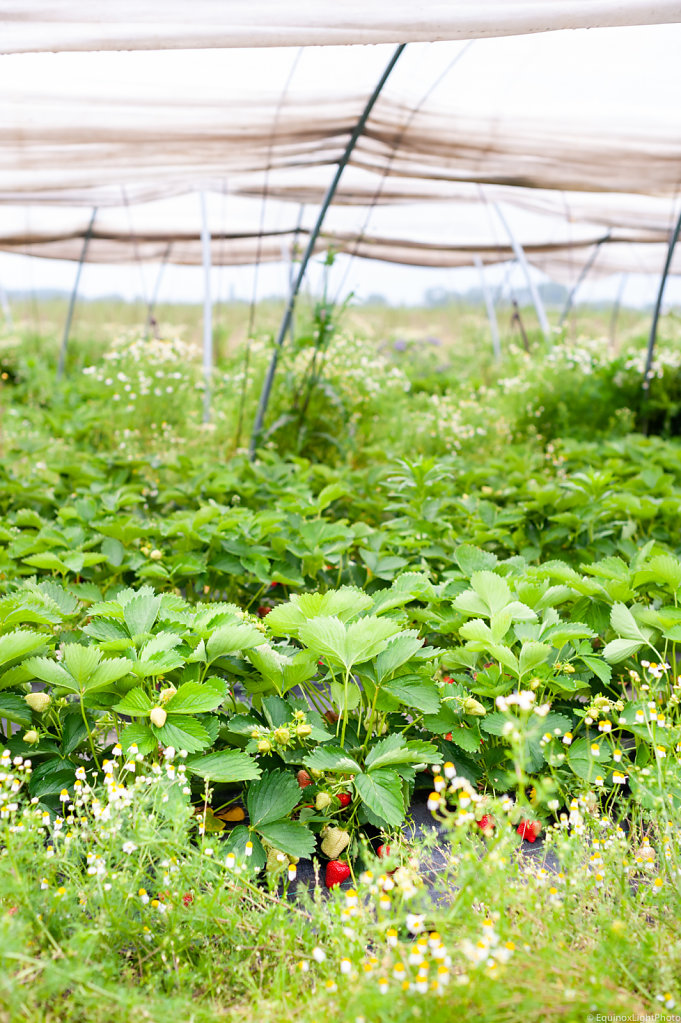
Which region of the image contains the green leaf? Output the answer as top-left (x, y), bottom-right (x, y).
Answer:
top-left (186, 749), bottom-right (262, 783)
top-left (120, 721), bottom-right (157, 755)
top-left (459, 619), bottom-right (492, 642)
top-left (24, 656), bottom-right (74, 690)
top-left (610, 602), bottom-right (644, 640)
top-left (113, 687), bottom-right (153, 717)
top-left (345, 616), bottom-right (403, 666)
top-left (374, 632), bottom-right (424, 682)
top-left (480, 712), bottom-right (511, 737)
top-left (381, 674), bottom-right (440, 715)
top-left (0, 630), bottom-right (48, 668)
top-left (0, 693), bottom-right (32, 727)
top-left (330, 679), bottom-right (361, 713)
top-left (543, 622), bottom-right (596, 648)
top-left (603, 638), bottom-right (644, 663)
top-left (165, 682), bottom-right (224, 715)
top-left (63, 643), bottom-right (101, 687)
top-left (206, 623), bottom-right (264, 661)
top-left (567, 737), bottom-right (612, 782)
top-left (353, 769), bottom-right (405, 828)
top-left (153, 715), bottom-right (211, 753)
top-left (519, 642), bottom-right (551, 676)
top-left (303, 746), bottom-right (361, 774)
top-left (445, 725), bottom-right (481, 753)
top-left (580, 655), bottom-right (612, 684)
top-left (470, 571), bottom-right (512, 615)
top-left (634, 554), bottom-right (681, 593)
top-left (223, 826), bottom-right (266, 871)
top-left (247, 770), bottom-right (302, 827)
top-left (256, 820), bottom-right (316, 859)
top-left (297, 616), bottom-right (347, 666)
top-left (123, 592), bottom-right (162, 637)
top-left (22, 552), bottom-right (67, 572)
top-left (298, 615), bottom-right (400, 671)
top-left (365, 734), bottom-right (439, 770)
top-left (455, 544), bottom-right (498, 576)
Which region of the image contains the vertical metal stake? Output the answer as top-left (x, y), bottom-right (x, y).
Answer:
top-left (559, 234), bottom-right (610, 328)
top-left (57, 207), bottom-right (97, 378)
top-left (493, 203), bottom-right (551, 345)
top-left (200, 192), bottom-right (213, 423)
top-left (474, 256), bottom-right (501, 362)
top-left (249, 43), bottom-right (406, 458)
top-left (145, 242), bottom-right (173, 339)
top-left (642, 208), bottom-right (681, 390)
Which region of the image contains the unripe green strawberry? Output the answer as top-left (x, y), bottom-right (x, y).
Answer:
top-left (316, 792), bottom-right (333, 811)
top-left (25, 692), bottom-right (51, 713)
top-left (22, 730), bottom-right (39, 745)
top-left (463, 697), bottom-right (486, 717)
top-left (150, 706), bottom-right (167, 728)
top-left (321, 826), bottom-right (350, 859)
top-left (272, 727), bottom-right (291, 745)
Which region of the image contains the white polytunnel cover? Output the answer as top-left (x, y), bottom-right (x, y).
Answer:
top-left (1, 6), bottom-right (681, 284)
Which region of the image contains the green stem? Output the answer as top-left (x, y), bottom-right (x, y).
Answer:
top-left (79, 698), bottom-right (101, 772)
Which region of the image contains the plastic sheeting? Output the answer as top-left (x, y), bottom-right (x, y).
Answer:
top-left (1, 25), bottom-right (680, 282)
top-left (4, 1), bottom-right (681, 52)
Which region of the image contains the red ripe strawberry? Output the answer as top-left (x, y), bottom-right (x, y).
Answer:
top-left (337, 792), bottom-right (351, 808)
top-left (183, 893), bottom-right (193, 906)
top-left (377, 843), bottom-right (391, 859)
top-left (325, 860), bottom-right (351, 888)
top-left (257, 605), bottom-right (272, 618)
top-left (269, 581), bottom-right (278, 589)
top-left (516, 819), bottom-right (541, 843)
top-left (297, 770), bottom-right (312, 789)
top-left (443, 676), bottom-right (455, 684)
top-left (445, 732), bottom-right (453, 741)
top-left (476, 814), bottom-right (495, 832)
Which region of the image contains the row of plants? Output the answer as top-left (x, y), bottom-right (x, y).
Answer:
top-left (2, 539), bottom-right (680, 874)
top-left (1, 432), bottom-right (680, 605)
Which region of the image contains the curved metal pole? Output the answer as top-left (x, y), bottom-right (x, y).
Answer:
top-left (474, 256), bottom-right (501, 362)
top-left (289, 203), bottom-right (306, 346)
top-left (57, 206), bottom-right (97, 378)
top-left (145, 241), bottom-right (173, 339)
top-left (493, 203), bottom-right (551, 346)
top-left (249, 43), bottom-right (406, 458)
top-left (199, 191), bottom-right (213, 423)
top-left (642, 208), bottom-right (681, 390)
top-left (559, 233), bottom-right (610, 328)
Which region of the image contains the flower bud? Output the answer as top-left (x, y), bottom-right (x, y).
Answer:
top-left (463, 697), bottom-right (486, 717)
top-left (150, 707), bottom-right (167, 728)
top-left (321, 826), bottom-right (350, 859)
top-left (22, 730), bottom-right (39, 745)
top-left (316, 792), bottom-right (333, 811)
top-left (25, 692), bottom-right (51, 713)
